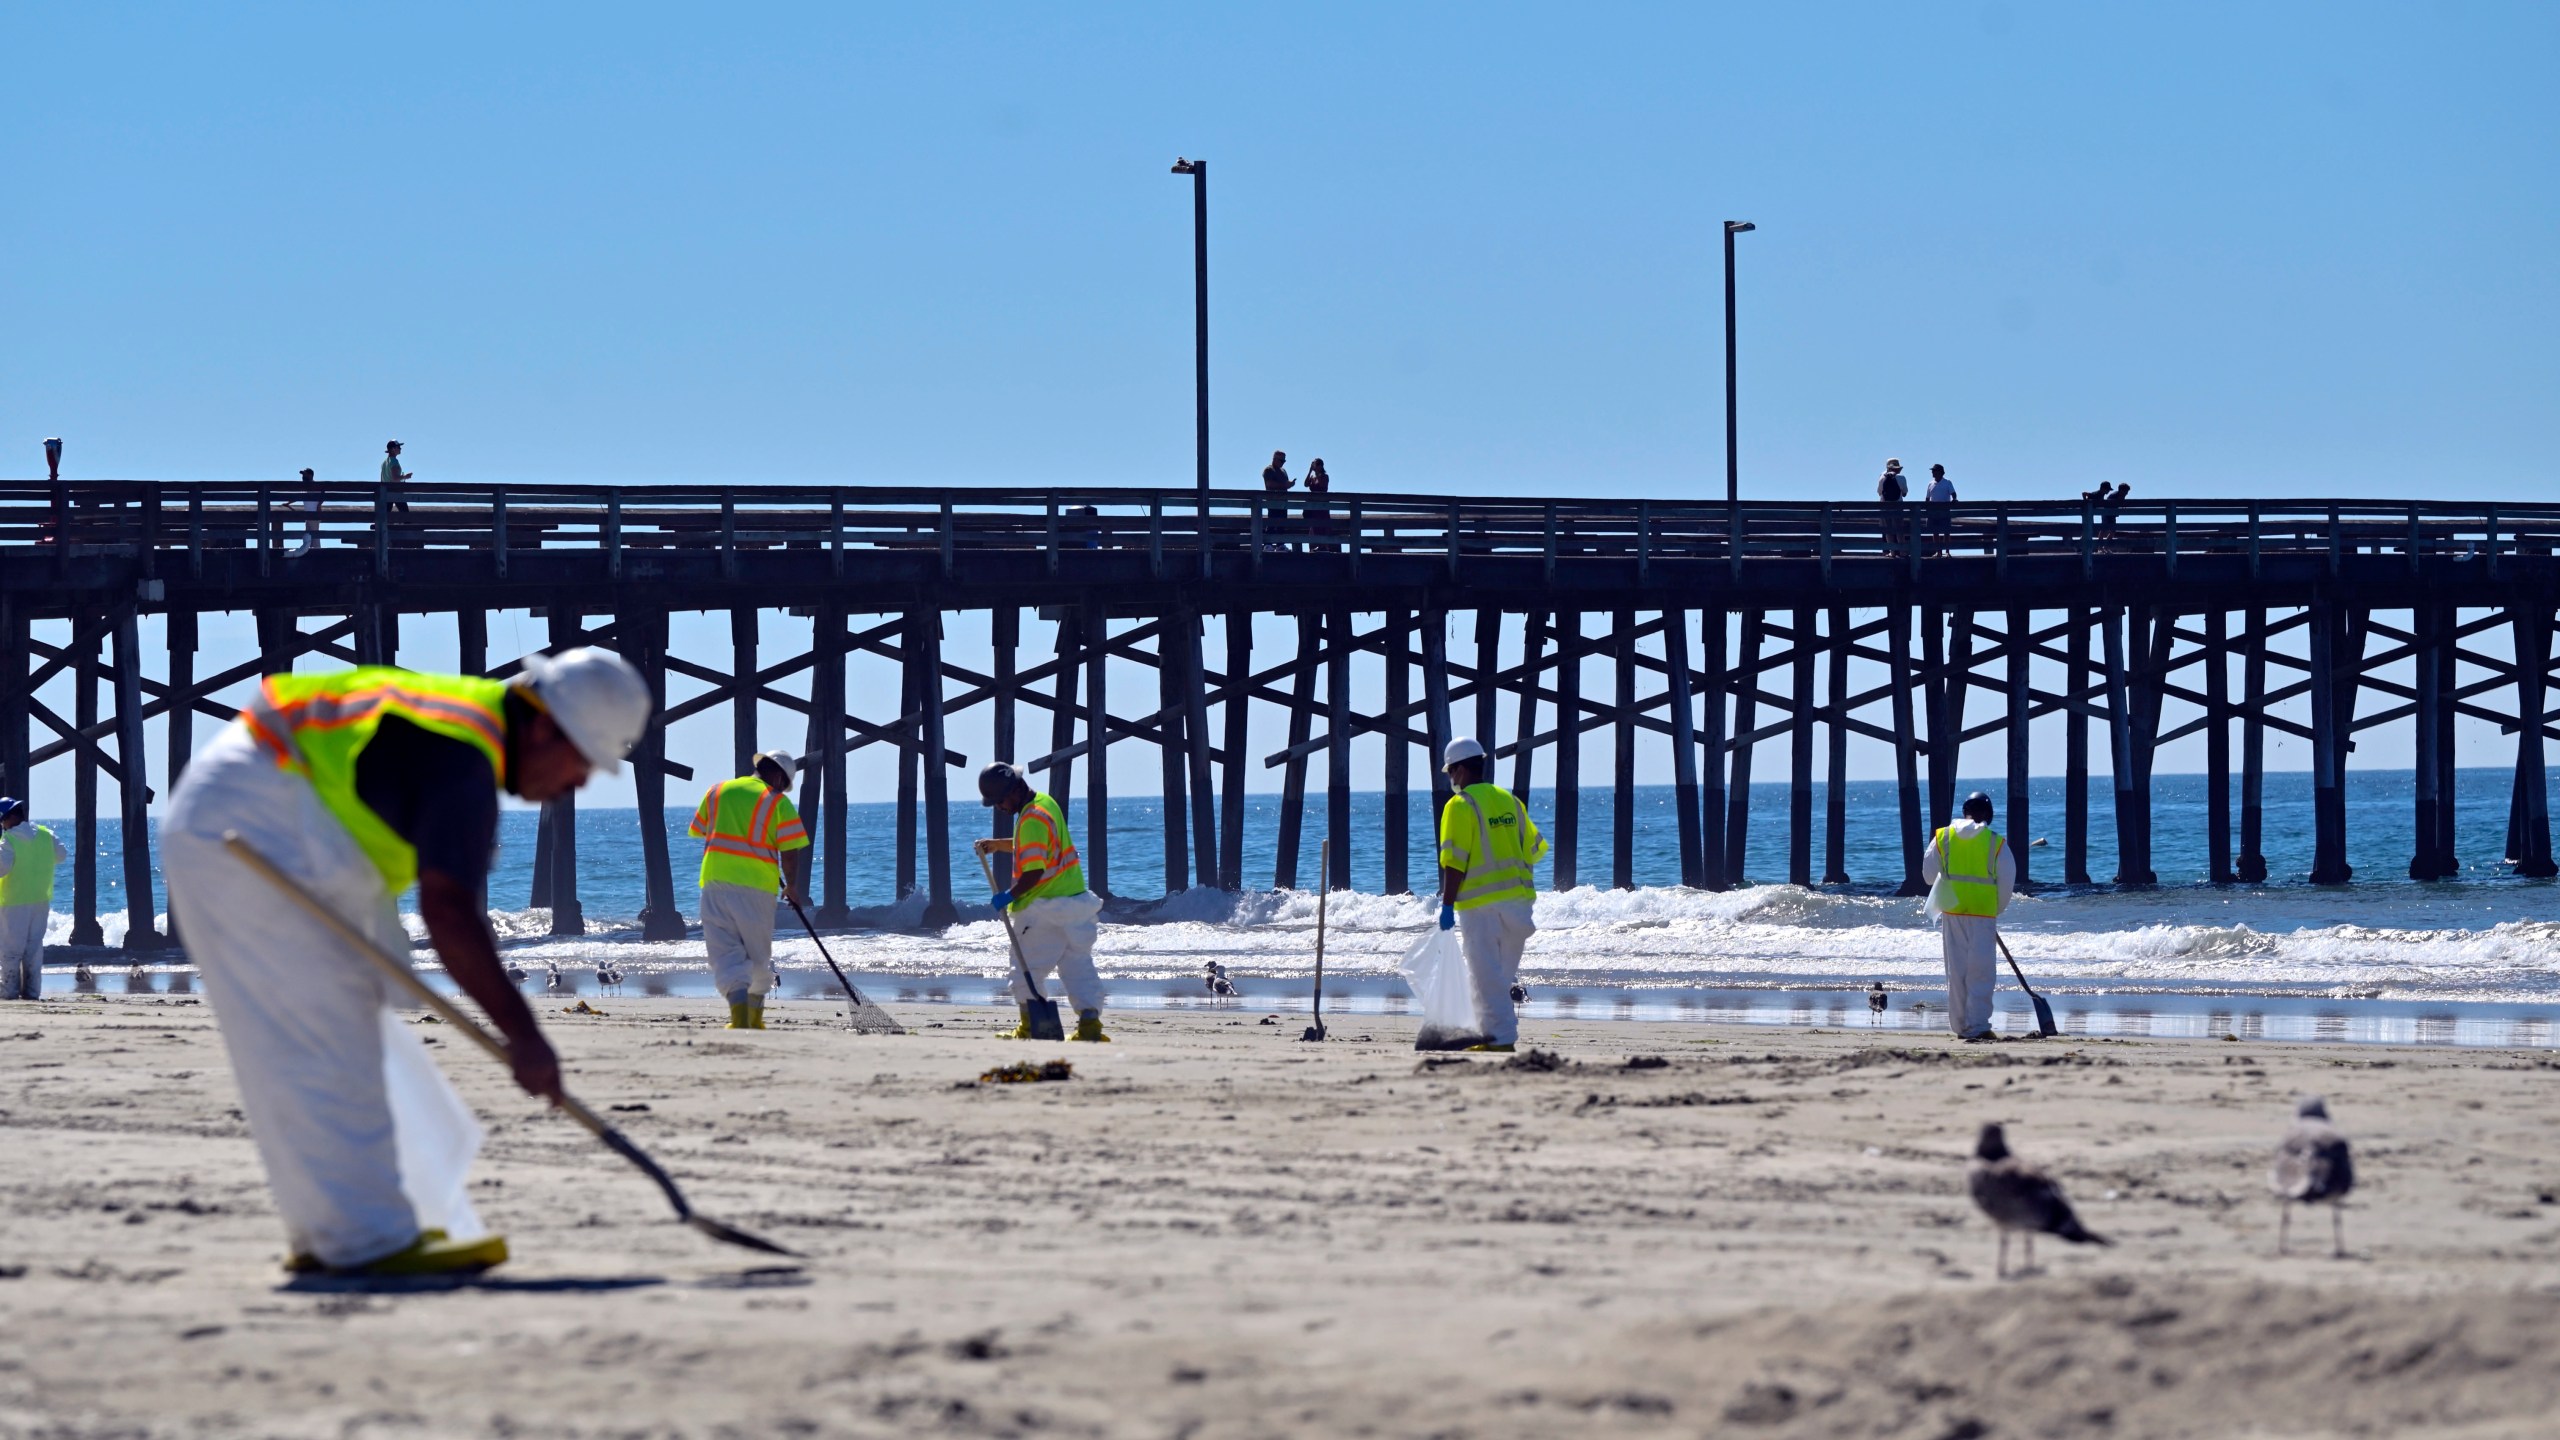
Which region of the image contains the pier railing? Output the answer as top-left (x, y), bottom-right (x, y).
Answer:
top-left (7, 482), bottom-right (2558, 584)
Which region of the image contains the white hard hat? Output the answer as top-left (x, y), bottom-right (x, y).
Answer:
top-left (755, 749), bottom-right (798, 778)
top-left (1442, 736), bottom-right (1487, 769)
top-left (516, 647), bottom-right (651, 777)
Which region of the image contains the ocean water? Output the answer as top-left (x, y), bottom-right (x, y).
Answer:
top-left (33, 768), bottom-right (2560, 1016)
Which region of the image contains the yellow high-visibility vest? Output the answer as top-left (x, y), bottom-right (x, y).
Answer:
top-left (1007, 793), bottom-right (1085, 911)
top-left (689, 776), bottom-right (809, 893)
top-left (0, 824), bottom-right (59, 906)
top-left (1932, 825), bottom-right (2006, 917)
top-left (1437, 783), bottom-right (1547, 910)
top-left (243, 669), bottom-right (510, 895)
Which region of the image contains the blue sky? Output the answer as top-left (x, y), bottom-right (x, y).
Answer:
top-left (4, 3), bottom-right (2555, 810)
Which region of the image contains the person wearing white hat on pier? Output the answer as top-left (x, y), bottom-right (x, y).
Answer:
top-left (1436, 737), bottom-right (1549, 1052)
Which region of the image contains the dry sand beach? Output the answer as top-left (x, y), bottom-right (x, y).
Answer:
top-left (5, 996), bottom-right (2559, 1440)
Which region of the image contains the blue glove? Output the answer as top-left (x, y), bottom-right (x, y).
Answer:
top-left (1438, 900), bottom-right (1456, 931)
top-left (990, 888), bottom-right (1013, 908)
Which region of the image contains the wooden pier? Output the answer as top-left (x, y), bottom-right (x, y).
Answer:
top-left (4, 482), bottom-right (2556, 948)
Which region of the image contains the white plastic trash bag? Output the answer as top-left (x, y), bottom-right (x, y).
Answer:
top-left (1398, 927), bottom-right (1487, 1052)
top-left (380, 1008), bottom-right (489, 1242)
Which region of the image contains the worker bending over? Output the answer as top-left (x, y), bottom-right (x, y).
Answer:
top-left (1436, 737), bottom-right (1549, 1053)
top-left (973, 762), bottom-right (1109, 1042)
top-left (0, 798), bottom-right (62, 1001)
top-left (687, 750), bottom-right (809, 1030)
top-left (1921, 789), bottom-right (2017, 1041)
top-left (160, 649), bottom-right (652, 1276)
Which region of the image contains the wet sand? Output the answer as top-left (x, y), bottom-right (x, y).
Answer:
top-left (4, 995), bottom-right (2558, 1438)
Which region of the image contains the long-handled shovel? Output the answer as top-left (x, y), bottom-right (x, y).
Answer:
top-left (976, 849), bottom-right (1064, 1041)
top-left (222, 832), bottom-right (801, 1259)
top-left (1300, 839), bottom-right (1330, 1042)
top-left (1995, 933), bottom-right (2061, 1037)
top-left (779, 891), bottom-right (905, 1035)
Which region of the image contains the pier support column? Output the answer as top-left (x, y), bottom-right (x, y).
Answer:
top-left (1921, 608), bottom-right (1951, 831)
top-left (1047, 611), bottom-right (1081, 811)
top-left (1157, 617), bottom-right (1190, 895)
top-left (2511, 603), bottom-right (2556, 878)
top-left (71, 614), bottom-right (102, 948)
top-left (2306, 601), bottom-right (2352, 885)
top-left (730, 607), bottom-right (758, 779)
top-left (894, 635), bottom-right (920, 898)
top-left (1274, 615), bottom-right (1316, 891)
top-left (1888, 605), bottom-right (1925, 897)
top-left (1422, 610), bottom-right (1454, 825)
top-left (1511, 611), bottom-right (1546, 800)
top-left (544, 605), bottom-right (584, 935)
top-left (1083, 607), bottom-right (1111, 898)
top-left (112, 609), bottom-right (161, 950)
top-left (1327, 610), bottom-right (1354, 893)
top-left (2431, 605), bottom-right (2459, 876)
top-left (2237, 608), bottom-right (2269, 883)
top-left (1554, 610), bottom-right (1583, 891)
top-left (1614, 608), bottom-right (1637, 891)
top-left (1723, 611), bottom-right (1760, 889)
top-left (2103, 606), bottom-right (2146, 886)
top-left (2206, 609), bottom-right (2234, 884)
top-left (992, 606), bottom-right (1018, 767)
top-left (2007, 606), bottom-right (2032, 888)
top-left (457, 608), bottom-right (487, 678)
top-left (917, 612), bottom-right (957, 927)
top-left (815, 608), bottom-right (852, 924)
top-left (1698, 609), bottom-right (1728, 891)
top-left (166, 608), bottom-right (197, 792)
top-left (1474, 608), bottom-right (1502, 753)
top-left (1664, 608), bottom-right (1705, 889)
top-left (1383, 612), bottom-right (1411, 894)
top-left (624, 608), bottom-right (685, 941)
top-left (2064, 608), bottom-right (2092, 885)
top-left (1184, 612), bottom-right (1219, 893)
top-left (0, 600), bottom-right (26, 802)
top-left (2410, 604), bottom-right (2447, 881)
top-left (1220, 611), bottom-right (1250, 889)
top-left (1823, 605), bottom-right (1850, 886)
top-left (1787, 607), bottom-right (1814, 888)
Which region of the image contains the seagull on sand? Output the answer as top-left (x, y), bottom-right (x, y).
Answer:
top-left (1967, 1122), bottom-right (2111, 1278)
top-left (2271, 1095), bottom-right (2355, 1258)
top-left (1867, 982), bottom-right (1888, 1025)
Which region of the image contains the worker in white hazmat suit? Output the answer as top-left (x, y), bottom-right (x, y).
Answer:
top-left (973, 762), bottom-right (1110, 1042)
top-left (1920, 790), bottom-right (2017, 1041)
top-left (159, 649), bottom-right (652, 1276)
top-left (1436, 737), bottom-right (1549, 1052)
top-left (0, 797), bottom-right (63, 1000)
top-left (686, 750), bottom-right (809, 1030)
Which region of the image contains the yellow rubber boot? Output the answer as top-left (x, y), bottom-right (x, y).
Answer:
top-left (1006, 1004), bottom-right (1034, 1040)
top-left (1464, 1042), bottom-right (1515, 1053)
top-left (726, 1001), bottom-right (752, 1030)
top-left (289, 1229), bottom-right (509, 1277)
top-left (1071, 1010), bottom-right (1111, 1043)
top-left (747, 1000), bottom-right (767, 1030)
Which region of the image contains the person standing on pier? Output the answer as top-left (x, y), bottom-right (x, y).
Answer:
top-left (1877, 458), bottom-right (1909, 556)
top-left (380, 440), bottom-right (412, 515)
top-left (1921, 790), bottom-right (2017, 1041)
top-left (1304, 459), bottom-right (1335, 550)
top-left (975, 761), bottom-right (1110, 1042)
top-left (687, 750), bottom-right (809, 1031)
top-left (1437, 737), bottom-right (1549, 1053)
top-left (1262, 450), bottom-right (1293, 550)
top-left (0, 798), bottom-right (61, 1001)
top-left (158, 648), bottom-right (654, 1275)
top-left (1925, 463), bottom-right (1957, 555)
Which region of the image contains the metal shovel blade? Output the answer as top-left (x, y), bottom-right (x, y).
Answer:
top-left (1023, 995), bottom-right (1066, 1042)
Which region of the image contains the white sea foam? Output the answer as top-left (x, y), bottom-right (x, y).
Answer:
top-left (58, 876), bottom-right (2560, 1005)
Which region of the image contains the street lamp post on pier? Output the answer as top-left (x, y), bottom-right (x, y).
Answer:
top-left (1723, 220), bottom-right (1754, 510)
top-left (1171, 158), bottom-right (1209, 510)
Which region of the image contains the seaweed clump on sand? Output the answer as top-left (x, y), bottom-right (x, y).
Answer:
top-left (979, 1060), bottom-right (1075, 1085)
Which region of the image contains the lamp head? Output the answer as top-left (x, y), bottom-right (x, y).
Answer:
top-left (1171, 157), bottom-right (1200, 175)
top-left (1727, 220), bottom-right (1756, 235)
